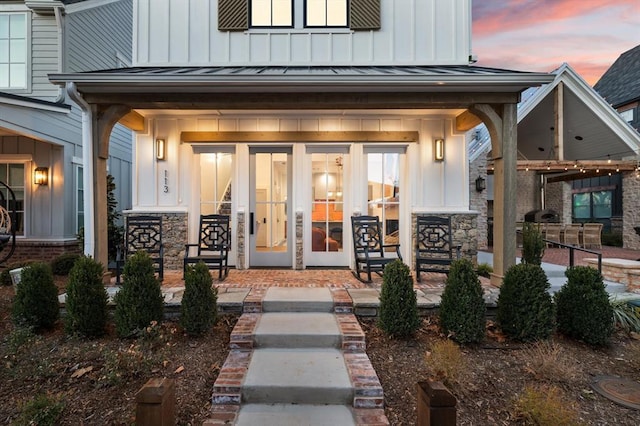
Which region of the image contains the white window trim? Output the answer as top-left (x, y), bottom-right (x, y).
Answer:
top-left (0, 11), bottom-right (31, 93)
top-left (74, 163), bottom-right (84, 234)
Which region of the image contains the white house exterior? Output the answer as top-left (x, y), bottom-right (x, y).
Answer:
top-left (51, 0), bottom-right (553, 281)
top-left (0, 0), bottom-right (133, 264)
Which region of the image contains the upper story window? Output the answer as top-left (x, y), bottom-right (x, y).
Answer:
top-left (0, 13), bottom-right (27, 90)
top-left (220, 0), bottom-right (379, 31)
top-left (306, 0), bottom-right (347, 27)
top-left (251, 0), bottom-right (293, 27)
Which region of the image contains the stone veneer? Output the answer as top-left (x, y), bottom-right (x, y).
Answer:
top-left (623, 171), bottom-right (640, 250)
top-left (469, 154), bottom-right (488, 249)
top-left (411, 212), bottom-right (478, 268)
top-left (295, 211), bottom-right (303, 270)
top-left (123, 212), bottom-right (187, 271)
top-left (236, 211), bottom-right (245, 270)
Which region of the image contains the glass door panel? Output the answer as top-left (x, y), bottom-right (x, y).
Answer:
top-left (200, 153), bottom-right (234, 263)
top-left (311, 153), bottom-right (344, 253)
top-left (250, 149), bottom-right (292, 267)
top-left (367, 153), bottom-right (400, 250)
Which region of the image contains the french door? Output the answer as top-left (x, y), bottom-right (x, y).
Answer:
top-left (249, 147), bottom-right (292, 267)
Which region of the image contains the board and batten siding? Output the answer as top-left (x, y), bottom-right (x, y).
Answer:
top-left (65, 0), bottom-right (133, 72)
top-left (132, 115), bottom-right (469, 212)
top-left (135, 0), bottom-right (472, 66)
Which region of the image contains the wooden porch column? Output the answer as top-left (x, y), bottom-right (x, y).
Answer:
top-left (469, 103), bottom-right (518, 285)
top-left (89, 104), bottom-right (131, 269)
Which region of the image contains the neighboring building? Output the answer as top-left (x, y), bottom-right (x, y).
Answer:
top-left (0, 0), bottom-right (133, 264)
top-left (594, 44), bottom-right (640, 249)
top-left (594, 44), bottom-right (640, 134)
top-left (469, 63), bottom-right (640, 249)
top-left (51, 0), bottom-right (554, 283)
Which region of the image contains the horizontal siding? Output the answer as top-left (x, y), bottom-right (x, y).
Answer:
top-left (30, 14), bottom-right (60, 99)
top-left (136, 0), bottom-right (471, 66)
top-left (65, 0), bottom-right (133, 71)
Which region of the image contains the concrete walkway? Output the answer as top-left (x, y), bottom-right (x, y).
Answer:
top-left (205, 287), bottom-right (388, 425)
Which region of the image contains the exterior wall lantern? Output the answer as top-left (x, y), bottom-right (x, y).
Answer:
top-left (156, 138), bottom-right (166, 161)
top-left (34, 167), bottom-right (49, 185)
top-left (433, 138), bottom-right (445, 162)
top-left (475, 175), bottom-right (486, 192)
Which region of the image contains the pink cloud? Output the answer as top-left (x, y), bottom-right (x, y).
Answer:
top-left (473, 0), bottom-right (636, 36)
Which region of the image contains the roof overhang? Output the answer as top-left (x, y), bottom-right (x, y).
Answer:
top-left (50, 66), bottom-right (554, 109)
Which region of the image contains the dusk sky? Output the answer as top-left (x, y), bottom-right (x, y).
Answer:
top-left (472, 0), bottom-right (640, 86)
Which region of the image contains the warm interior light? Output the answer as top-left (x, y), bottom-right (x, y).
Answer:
top-left (156, 138), bottom-right (166, 161)
top-left (34, 167), bottom-right (48, 185)
top-left (434, 139), bottom-right (445, 161)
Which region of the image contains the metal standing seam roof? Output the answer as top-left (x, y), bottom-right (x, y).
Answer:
top-left (50, 65), bottom-right (554, 91)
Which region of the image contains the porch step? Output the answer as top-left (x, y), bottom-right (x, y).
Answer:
top-left (254, 312), bottom-right (341, 348)
top-left (235, 404), bottom-right (356, 426)
top-left (242, 348), bottom-right (353, 404)
top-left (262, 287), bottom-right (334, 312)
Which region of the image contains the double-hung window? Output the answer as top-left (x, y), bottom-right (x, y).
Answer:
top-left (306, 0), bottom-right (347, 27)
top-left (0, 13), bottom-right (27, 90)
top-left (251, 0), bottom-right (293, 27)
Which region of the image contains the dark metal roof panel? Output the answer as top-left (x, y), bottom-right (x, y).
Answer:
top-left (71, 65), bottom-right (539, 78)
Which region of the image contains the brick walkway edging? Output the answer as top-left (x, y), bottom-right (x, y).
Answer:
top-left (206, 288), bottom-right (389, 425)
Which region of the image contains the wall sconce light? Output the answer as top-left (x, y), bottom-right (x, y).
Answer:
top-left (475, 175), bottom-right (486, 192)
top-left (34, 167), bottom-right (49, 185)
top-left (156, 138), bottom-right (166, 161)
top-left (434, 138), bottom-right (445, 162)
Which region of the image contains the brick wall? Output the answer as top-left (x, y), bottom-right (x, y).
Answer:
top-left (2, 239), bottom-right (81, 267)
top-left (469, 155), bottom-right (488, 249)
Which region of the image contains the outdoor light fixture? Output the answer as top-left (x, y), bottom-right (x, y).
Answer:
top-left (156, 138), bottom-right (166, 161)
top-left (34, 167), bottom-right (48, 186)
top-left (434, 138), bottom-right (445, 162)
top-left (475, 175), bottom-right (486, 192)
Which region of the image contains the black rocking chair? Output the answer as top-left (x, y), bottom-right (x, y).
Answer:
top-left (184, 214), bottom-right (231, 281)
top-left (415, 215), bottom-right (461, 282)
top-left (116, 215), bottom-right (164, 284)
top-left (351, 215), bottom-right (402, 283)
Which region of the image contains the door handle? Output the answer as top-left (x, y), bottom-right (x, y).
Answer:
top-left (250, 212), bottom-right (254, 235)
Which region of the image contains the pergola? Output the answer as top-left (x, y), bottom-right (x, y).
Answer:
top-left (50, 65), bottom-right (554, 284)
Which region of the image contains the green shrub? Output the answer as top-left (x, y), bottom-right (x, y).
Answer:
top-left (555, 266), bottom-right (614, 346)
top-left (476, 263), bottom-right (493, 278)
top-left (522, 222), bottom-right (545, 265)
top-left (496, 263), bottom-right (555, 342)
top-left (114, 251), bottom-right (164, 338)
top-left (609, 297), bottom-right (640, 333)
top-left (12, 263), bottom-right (59, 330)
top-left (64, 256), bottom-right (108, 338)
top-left (181, 262), bottom-right (218, 336)
top-left (378, 260), bottom-right (420, 338)
top-left (439, 258), bottom-right (486, 344)
top-left (0, 261), bottom-right (34, 286)
top-left (50, 253), bottom-right (81, 276)
top-left (14, 394), bottom-right (65, 426)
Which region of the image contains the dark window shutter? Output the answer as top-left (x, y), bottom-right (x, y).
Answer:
top-left (350, 0), bottom-right (380, 30)
top-left (219, 0), bottom-right (248, 31)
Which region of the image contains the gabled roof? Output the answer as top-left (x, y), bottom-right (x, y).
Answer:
top-left (594, 44), bottom-right (640, 108)
top-left (470, 63), bottom-right (640, 162)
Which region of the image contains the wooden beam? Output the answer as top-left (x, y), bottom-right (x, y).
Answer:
top-left (83, 91), bottom-right (522, 110)
top-left (455, 110), bottom-right (482, 132)
top-left (554, 83), bottom-right (564, 161)
top-left (181, 131), bottom-right (420, 143)
top-left (118, 110), bottom-right (145, 131)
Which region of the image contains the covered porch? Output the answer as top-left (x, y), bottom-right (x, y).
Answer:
top-left (50, 65), bottom-right (554, 284)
